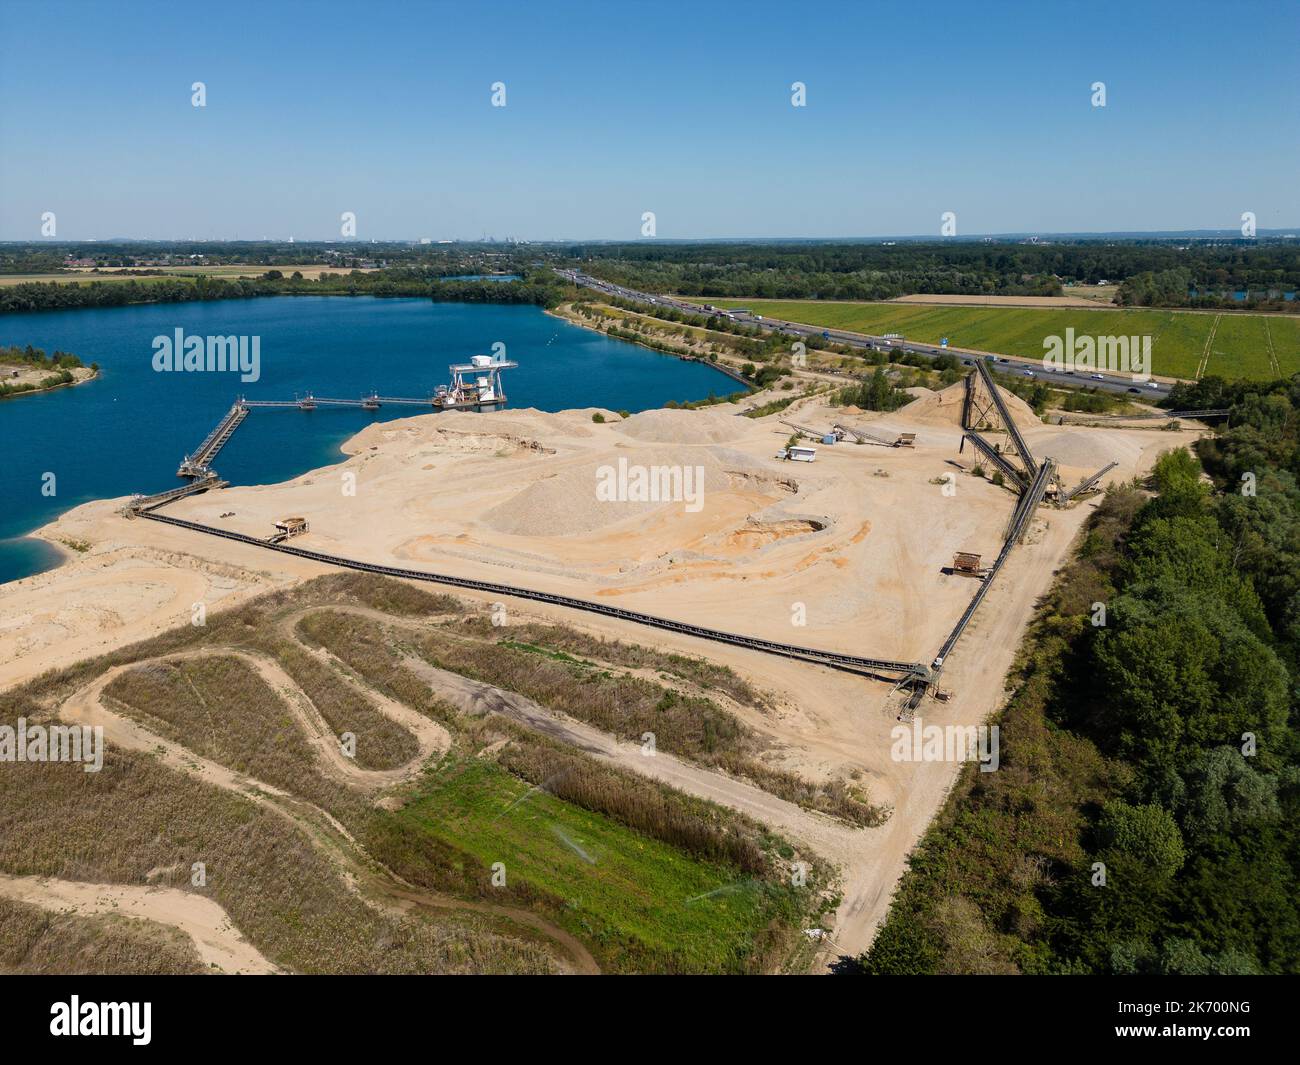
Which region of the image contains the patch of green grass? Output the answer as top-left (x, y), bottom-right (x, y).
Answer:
top-left (1269, 315), bottom-right (1300, 375)
top-left (388, 756), bottom-right (808, 972)
top-left (498, 640), bottom-right (595, 667)
top-left (705, 299), bottom-right (1293, 382)
top-left (1208, 314), bottom-right (1278, 380)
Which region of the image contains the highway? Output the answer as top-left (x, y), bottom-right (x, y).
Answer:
top-left (555, 269), bottom-right (1176, 400)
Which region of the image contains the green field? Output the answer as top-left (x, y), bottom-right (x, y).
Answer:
top-left (390, 757), bottom-right (807, 973)
top-left (0, 272), bottom-right (195, 287)
top-left (702, 299), bottom-right (1300, 382)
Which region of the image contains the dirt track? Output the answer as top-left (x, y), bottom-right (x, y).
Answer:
top-left (0, 873), bottom-right (277, 974)
top-left (53, 636), bottom-right (599, 975)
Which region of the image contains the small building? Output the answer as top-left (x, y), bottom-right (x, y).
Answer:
top-left (780, 446), bottom-right (817, 462)
top-left (953, 551), bottom-right (983, 576)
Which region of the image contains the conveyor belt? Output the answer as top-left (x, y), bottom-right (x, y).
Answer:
top-left (961, 432), bottom-right (1027, 488)
top-left (1061, 461), bottom-right (1117, 502)
top-left (138, 511), bottom-right (932, 681)
top-left (933, 458), bottom-right (1054, 666)
top-left (975, 360), bottom-right (1037, 478)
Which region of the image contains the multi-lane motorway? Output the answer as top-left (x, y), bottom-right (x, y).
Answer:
top-left (555, 269), bottom-right (1175, 399)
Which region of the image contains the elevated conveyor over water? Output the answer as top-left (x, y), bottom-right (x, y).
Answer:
top-left (179, 403), bottom-right (248, 477)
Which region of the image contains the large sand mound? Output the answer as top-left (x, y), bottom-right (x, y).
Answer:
top-left (613, 407), bottom-right (748, 446)
top-left (482, 446), bottom-right (738, 537)
top-left (1033, 429), bottom-right (1142, 470)
top-left (900, 377), bottom-right (1037, 428)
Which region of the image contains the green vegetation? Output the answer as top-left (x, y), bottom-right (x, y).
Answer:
top-left (1058, 388), bottom-right (1128, 414)
top-left (0, 573), bottom-right (830, 973)
top-left (0, 897), bottom-right (206, 975)
top-left (466, 617), bottom-right (765, 707)
top-left (864, 373), bottom-right (1300, 974)
top-left (743, 392), bottom-right (808, 419)
top-left (833, 367), bottom-right (912, 411)
top-left (568, 240), bottom-right (1300, 310)
top-left (703, 299), bottom-right (1300, 382)
top-left (298, 608), bottom-right (886, 827)
top-left (0, 344), bottom-right (91, 397)
top-left (382, 755), bottom-right (812, 973)
top-left (0, 266), bottom-right (569, 315)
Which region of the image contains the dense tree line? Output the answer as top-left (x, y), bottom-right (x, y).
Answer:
top-left (863, 373), bottom-right (1300, 974)
top-left (0, 269), bottom-right (568, 315)
top-left (563, 240), bottom-right (1300, 310)
top-left (0, 241), bottom-right (535, 273)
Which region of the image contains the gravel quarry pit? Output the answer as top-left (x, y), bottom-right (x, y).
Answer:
top-left (6, 387), bottom-right (1206, 965)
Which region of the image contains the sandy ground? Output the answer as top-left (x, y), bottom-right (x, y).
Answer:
top-left (0, 873), bottom-right (277, 974)
top-left (0, 362), bottom-right (97, 390)
top-left (2, 381), bottom-right (1203, 968)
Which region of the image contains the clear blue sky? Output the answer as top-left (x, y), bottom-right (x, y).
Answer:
top-left (2, 0), bottom-right (1296, 240)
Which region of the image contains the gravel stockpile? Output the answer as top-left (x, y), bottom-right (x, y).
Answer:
top-left (482, 446), bottom-right (740, 536)
top-left (613, 408), bottom-right (748, 445)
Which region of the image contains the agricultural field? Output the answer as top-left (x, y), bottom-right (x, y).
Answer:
top-left (0, 272), bottom-right (189, 287)
top-left (0, 264), bottom-right (375, 287)
top-left (703, 299), bottom-right (1300, 382)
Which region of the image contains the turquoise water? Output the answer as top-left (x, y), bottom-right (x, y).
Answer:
top-left (0, 296), bottom-right (736, 585)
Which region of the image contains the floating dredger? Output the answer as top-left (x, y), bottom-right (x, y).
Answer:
top-left (433, 352), bottom-right (518, 410)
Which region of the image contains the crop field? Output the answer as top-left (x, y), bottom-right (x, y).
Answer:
top-left (0, 265), bottom-right (374, 287)
top-left (703, 298), bottom-right (1300, 382)
top-left (0, 272), bottom-right (191, 287)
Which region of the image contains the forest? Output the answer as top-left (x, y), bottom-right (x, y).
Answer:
top-left (864, 372), bottom-right (1300, 974)
top-left (0, 268), bottom-right (569, 315)
top-left (565, 240), bottom-right (1300, 310)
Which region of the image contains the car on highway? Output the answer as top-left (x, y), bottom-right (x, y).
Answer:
top-left (1023, 370), bottom-right (1035, 376)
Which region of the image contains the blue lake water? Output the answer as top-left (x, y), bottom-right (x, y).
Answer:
top-left (0, 296), bottom-right (736, 585)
